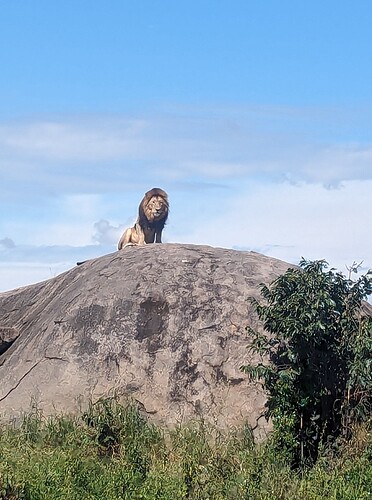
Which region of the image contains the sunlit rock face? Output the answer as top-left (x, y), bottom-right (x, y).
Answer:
top-left (0, 243), bottom-right (293, 439)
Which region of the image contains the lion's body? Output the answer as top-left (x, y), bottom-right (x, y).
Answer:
top-left (118, 188), bottom-right (169, 250)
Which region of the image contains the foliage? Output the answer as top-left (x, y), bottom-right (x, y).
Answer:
top-left (241, 259), bottom-right (372, 465)
top-left (0, 400), bottom-right (371, 499)
top-left (82, 397), bottom-right (162, 478)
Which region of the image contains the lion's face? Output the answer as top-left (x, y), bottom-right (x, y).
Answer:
top-left (145, 195), bottom-right (168, 222)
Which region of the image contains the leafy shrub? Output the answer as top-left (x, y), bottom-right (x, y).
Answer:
top-left (82, 397), bottom-right (162, 478)
top-left (241, 259), bottom-right (372, 466)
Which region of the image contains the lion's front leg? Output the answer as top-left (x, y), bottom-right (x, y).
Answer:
top-left (155, 230), bottom-right (162, 243)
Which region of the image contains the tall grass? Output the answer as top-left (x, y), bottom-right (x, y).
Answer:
top-left (0, 398), bottom-right (371, 499)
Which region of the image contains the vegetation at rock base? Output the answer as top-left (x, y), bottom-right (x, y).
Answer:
top-left (241, 259), bottom-right (372, 467)
top-left (0, 398), bottom-right (371, 499)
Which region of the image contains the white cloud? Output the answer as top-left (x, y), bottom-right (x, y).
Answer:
top-left (0, 262), bottom-right (71, 292)
top-left (0, 118), bottom-right (147, 161)
top-left (301, 145), bottom-right (372, 185)
top-left (0, 194), bottom-right (123, 247)
top-left (1, 107), bottom-right (372, 202)
top-left (0, 237), bottom-right (15, 249)
top-left (175, 179), bottom-right (372, 273)
top-left (0, 244), bottom-right (114, 292)
top-left (93, 219), bottom-right (125, 246)
top-left (178, 161), bottom-right (248, 179)
top-left (0, 106), bottom-right (371, 293)
top-left (0, 179), bottom-right (370, 293)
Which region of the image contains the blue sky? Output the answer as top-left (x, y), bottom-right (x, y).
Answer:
top-left (1, 1), bottom-right (371, 291)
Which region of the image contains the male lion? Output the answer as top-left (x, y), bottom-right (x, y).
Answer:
top-left (118, 188), bottom-right (169, 249)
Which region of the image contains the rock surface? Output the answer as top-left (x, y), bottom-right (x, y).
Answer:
top-left (0, 244), bottom-right (293, 437)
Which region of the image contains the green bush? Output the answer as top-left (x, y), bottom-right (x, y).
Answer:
top-left (241, 259), bottom-right (372, 466)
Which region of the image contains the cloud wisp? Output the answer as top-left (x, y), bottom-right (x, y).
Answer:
top-left (1, 105), bottom-right (371, 292)
top-left (1, 106), bottom-right (372, 200)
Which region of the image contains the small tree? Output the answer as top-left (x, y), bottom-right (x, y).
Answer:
top-left (241, 259), bottom-right (372, 465)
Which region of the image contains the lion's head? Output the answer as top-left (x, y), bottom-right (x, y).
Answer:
top-left (140, 188), bottom-right (169, 224)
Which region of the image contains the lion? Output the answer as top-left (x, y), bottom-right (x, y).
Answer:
top-left (118, 188), bottom-right (169, 249)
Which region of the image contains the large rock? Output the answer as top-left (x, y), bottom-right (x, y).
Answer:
top-left (0, 244), bottom-right (293, 437)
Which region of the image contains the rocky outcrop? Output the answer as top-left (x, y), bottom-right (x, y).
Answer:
top-left (0, 244), bottom-right (293, 438)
